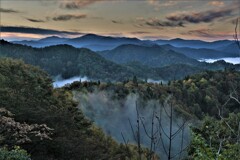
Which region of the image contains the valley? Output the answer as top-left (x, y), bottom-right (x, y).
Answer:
top-left (1, 0), bottom-right (240, 159)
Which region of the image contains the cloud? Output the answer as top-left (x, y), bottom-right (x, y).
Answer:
top-left (0, 8), bottom-right (20, 13)
top-left (147, 0), bottom-right (178, 8)
top-left (135, 2), bottom-right (238, 29)
top-left (103, 32), bottom-right (124, 37)
top-left (52, 14), bottom-right (87, 21)
top-left (147, 0), bottom-right (180, 11)
top-left (135, 16), bottom-right (185, 29)
top-left (26, 18), bottom-right (45, 23)
top-left (111, 20), bottom-right (122, 24)
top-left (1, 26), bottom-right (82, 36)
top-left (182, 29), bottom-right (233, 39)
top-left (208, 1), bottom-right (225, 7)
top-left (142, 35), bottom-right (171, 40)
top-left (146, 19), bottom-right (185, 27)
top-left (166, 7), bottom-right (234, 24)
top-left (60, 0), bottom-right (105, 9)
top-left (130, 31), bottom-right (151, 35)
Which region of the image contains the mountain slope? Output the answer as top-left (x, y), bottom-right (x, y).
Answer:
top-left (99, 44), bottom-right (201, 67)
top-left (12, 34), bottom-right (152, 51)
top-left (1, 40), bottom-right (239, 81)
top-left (0, 58), bottom-right (140, 160)
top-left (161, 44), bottom-right (238, 59)
top-left (155, 38), bottom-right (232, 49)
top-left (13, 36), bottom-right (68, 48)
top-left (0, 40), bottom-right (136, 80)
top-left (217, 42), bottom-right (240, 55)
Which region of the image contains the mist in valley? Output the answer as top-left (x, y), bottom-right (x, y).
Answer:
top-left (199, 57), bottom-right (240, 64)
top-left (73, 90), bottom-right (191, 159)
top-left (53, 76), bottom-right (89, 88)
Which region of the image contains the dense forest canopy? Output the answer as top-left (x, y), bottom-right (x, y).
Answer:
top-left (0, 58), bottom-right (146, 160)
top-left (0, 35), bottom-right (240, 159)
top-left (1, 40), bottom-right (240, 82)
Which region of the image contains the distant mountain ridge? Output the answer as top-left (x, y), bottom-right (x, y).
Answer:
top-left (0, 40), bottom-right (137, 80)
top-left (154, 38), bottom-right (233, 49)
top-left (12, 34), bottom-right (152, 51)
top-left (1, 40), bottom-right (239, 82)
top-left (11, 34), bottom-right (239, 59)
top-left (161, 44), bottom-right (239, 59)
top-left (98, 44), bottom-right (200, 67)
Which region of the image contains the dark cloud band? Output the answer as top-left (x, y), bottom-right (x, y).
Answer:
top-left (145, 19), bottom-right (184, 27)
top-left (60, 0), bottom-right (105, 9)
top-left (0, 8), bottom-right (20, 13)
top-left (27, 18), bottom-right (45, 23)
top-left (1, 26), bottom-right (81, 35)
top-left (52, 14), bottom-right (87, 21)
top-left (166, 7), bottom-right (235, 24)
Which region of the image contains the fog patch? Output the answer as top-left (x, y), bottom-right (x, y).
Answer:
top-left (199, 57), bottom-right (240, 64)
top-left (147, 79), bottom-right (167, 84)
top-left (73, 91), bottom-right (191, 159)
top-left (53, 76), bottom-right (89, 88)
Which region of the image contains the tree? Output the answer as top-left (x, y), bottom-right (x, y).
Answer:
top-left (188, 114), bottom-right (240, 159)
top-left (127, 96), bottom-right (188, 160)
top-left (189, 22), bottom-right (240, 158)
top-left (133, 75), bottom-right (138, 86)
top-left (0, 146), bottom-right (30, 160)
top-left (0, 107), bottom-right (53, 147)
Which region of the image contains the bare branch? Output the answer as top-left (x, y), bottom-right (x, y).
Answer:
top-left (230, 93), bottom-right (240, 104)
top-left (121, 132), bottom-right (128, 147)
top-left (216, 137), bottom-right (226, 160)
top-left (233, 18), bottom-right (240, 51)
top-left (217, 105), bottom-right (237, 136)
top-left (128, 118), bottom-right (137, 142)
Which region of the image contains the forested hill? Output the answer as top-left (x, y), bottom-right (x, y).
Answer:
top-left (0, 58), bottom-right (143, 160)
top-left (1, 58), bottom-right (239, 159)
top-left (0, 40), bottom-right (136, 80)
top-left (66, 69), bottom-right (240, 119)
top-left (65, 69), bottom-right (240, 159)
top-left (1, 40), bottom-right (240, 82)
top-left (99, 44), bottom-right (200, 67)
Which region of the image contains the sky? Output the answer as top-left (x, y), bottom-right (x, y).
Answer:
top-left (0, 0), bottom-right (239, 41)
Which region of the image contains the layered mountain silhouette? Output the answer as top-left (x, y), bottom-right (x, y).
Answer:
top-left (12, 34), bottom-right (239, 60)
top-left (13, 34), bottom-right (151, 51)
top-left (1, 40), bottom-right (239, 81)
top-left (98, 44), bottom-right (200, 67)
top-left (154, 38), bottom-right (232, 49)
top-left (161, 44), bottom-right (238, 59)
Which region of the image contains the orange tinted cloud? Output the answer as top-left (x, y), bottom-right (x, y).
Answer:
top-left (208, 1), bottom-right (225, 7)
top-left (1, 32), bottom-right (45, 40)
top-left (60, 0), bottom-right (105, 9)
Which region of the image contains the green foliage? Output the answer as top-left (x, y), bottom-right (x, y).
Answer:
top-left (0, 56), bottom-right (239, 159)
top-left (0, 107), bottom-right (52, 147)
top-left (0, 146), bottom-right (30, 160)
top-left (171, 70), bottom-right (240, 118)
top-left (188, 113), bottom-right (240, 159)
top-left (0, 58), bottom-right (138, 160)
top-left (67, 70), bottom-right (240, 119)
top-left (0, 41), bottom-right (136, 81)
top-left (1, 40), bottom-right (239, 82)
top-left (99, 44), bottom-right (200, 67)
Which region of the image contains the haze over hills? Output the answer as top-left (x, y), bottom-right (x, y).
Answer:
top-left (1, 39), bottom-right (240, 82)
top-left (12, 34), bottom-right (152, 51)
top-left (98, 44), bottom-right (201, 67)
top-left (154, 38), bottom-right (233, 49)
top-left (12, 34), bottom-right (240, 61)
top-left (0, 40), bottom-right (136, 81)
top-left (161, 44), bottom-right (239, 59)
